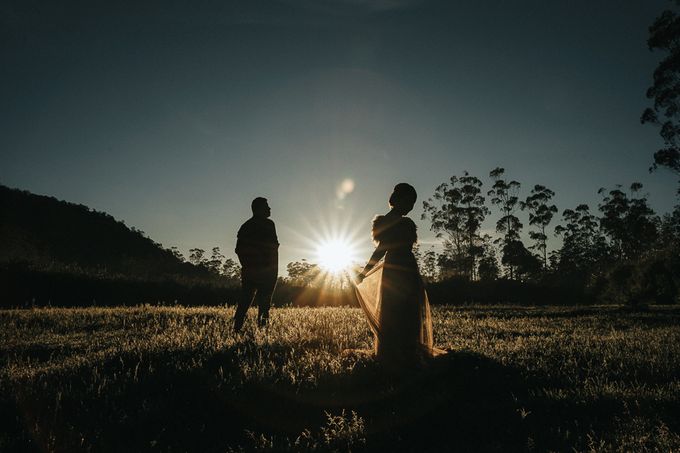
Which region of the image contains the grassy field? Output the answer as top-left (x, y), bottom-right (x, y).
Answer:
top-left (1, 305), bottom-right (679, 452)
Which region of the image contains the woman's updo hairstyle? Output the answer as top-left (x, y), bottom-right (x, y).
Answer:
top-left (388, 183), bottom-right (417, 210)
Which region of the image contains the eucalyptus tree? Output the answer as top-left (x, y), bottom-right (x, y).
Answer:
top-left (477, 234), bottom-right (500, 281)
top-left (286, 259), bottom-right (320, 287)
top-left (487, 167), bottom-right (523, 279)
top-left (422, 171), bottom-right (489, 280)
top-left (554, 204), bottom-right (607, 275)
top-left (169, 246), bottom-right (185, 262)
top-left (520, 185), bottom-right (558, 269)
top-left (206, 247), bottom-right (225, 274)
top-left (642, 0), bottom-right (680, 193)
top-left (221, 258), bottom-right (241, 285)
top-left (419, 246), bottom-right (439, 283)
top-left (188, 248), bottom-right (206, 267)
top-left (658, 205), bottom-right (680, 247)
top-left (598, 183), bottom-right (658, 260)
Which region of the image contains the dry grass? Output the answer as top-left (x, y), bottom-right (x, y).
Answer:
top-left (1, 305), bottom-right (679, 452)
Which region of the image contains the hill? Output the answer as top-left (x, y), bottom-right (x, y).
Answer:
top-left (0, 184), bottom-right (207, 281)
top-left (0, 185), bottom-right (241, 307)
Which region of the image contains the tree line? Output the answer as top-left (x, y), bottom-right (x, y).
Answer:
top-left (279, 167), bottom-right (679, 306)
top-left (422, 168), bottom-right (679, 306)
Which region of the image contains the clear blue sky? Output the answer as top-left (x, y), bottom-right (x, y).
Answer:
top-left (1, 0), bottom-right (678, 271)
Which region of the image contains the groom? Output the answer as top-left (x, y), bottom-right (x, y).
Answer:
top-left (233, 197), bottom-right (279, 332)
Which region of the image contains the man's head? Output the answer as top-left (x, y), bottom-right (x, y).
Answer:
top-left (251, 197), bottom-right (271, 218)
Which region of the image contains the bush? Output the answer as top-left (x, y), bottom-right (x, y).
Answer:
top-left (597, 255), bottom-right (679, 307)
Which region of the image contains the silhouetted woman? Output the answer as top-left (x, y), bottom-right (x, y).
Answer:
top-left (355, 183), bottom-right (443, 365)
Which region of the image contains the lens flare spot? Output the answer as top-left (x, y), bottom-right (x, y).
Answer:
top-left (336, 178), bottom-right (355, 200)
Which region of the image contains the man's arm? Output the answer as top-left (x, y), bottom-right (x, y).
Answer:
top-left (235, 222), bottom-right (253, 266)
top-left (269, 221), bottom-right (280, 272)
top-left (235, 223), bottom-right (244, 256)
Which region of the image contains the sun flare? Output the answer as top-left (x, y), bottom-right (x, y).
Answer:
top-left (315, 238), bottom-right (357, 274)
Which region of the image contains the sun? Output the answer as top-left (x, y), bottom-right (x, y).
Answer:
top-left (315, 238), bottom-right (357, 274)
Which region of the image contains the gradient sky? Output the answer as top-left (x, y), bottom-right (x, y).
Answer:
top-left (2, 0), bottom-right (678, 271)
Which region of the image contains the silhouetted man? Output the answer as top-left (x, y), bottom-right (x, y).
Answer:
top-left (234, 197), bottom-right (279, 331)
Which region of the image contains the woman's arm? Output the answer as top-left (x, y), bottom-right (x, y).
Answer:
top-left (356, 242), bottom-right (386, 282)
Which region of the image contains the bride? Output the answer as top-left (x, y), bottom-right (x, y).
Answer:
top-left (355, 183), bottom-right (444, 364)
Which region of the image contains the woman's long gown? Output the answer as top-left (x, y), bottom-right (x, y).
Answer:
top-left (355, 215), bottom-right (443, 363)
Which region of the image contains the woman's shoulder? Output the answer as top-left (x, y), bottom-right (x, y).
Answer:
top-left (372, 215), bottom-right (388, 229)
top-left (372, 215), bottom-right (416, 242)
top-left (371, 215), bottom-right (389, 242)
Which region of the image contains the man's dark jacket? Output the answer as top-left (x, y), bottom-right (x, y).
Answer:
top-left (235, 217), bottom-right (279, 278)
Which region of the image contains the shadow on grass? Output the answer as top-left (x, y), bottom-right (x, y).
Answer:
top-left (4, 345), bottom-right (677, 452)
top-left (203, 350), bottom-right (532, 452)
top-left (2, 348), bottom-right (531, 452)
